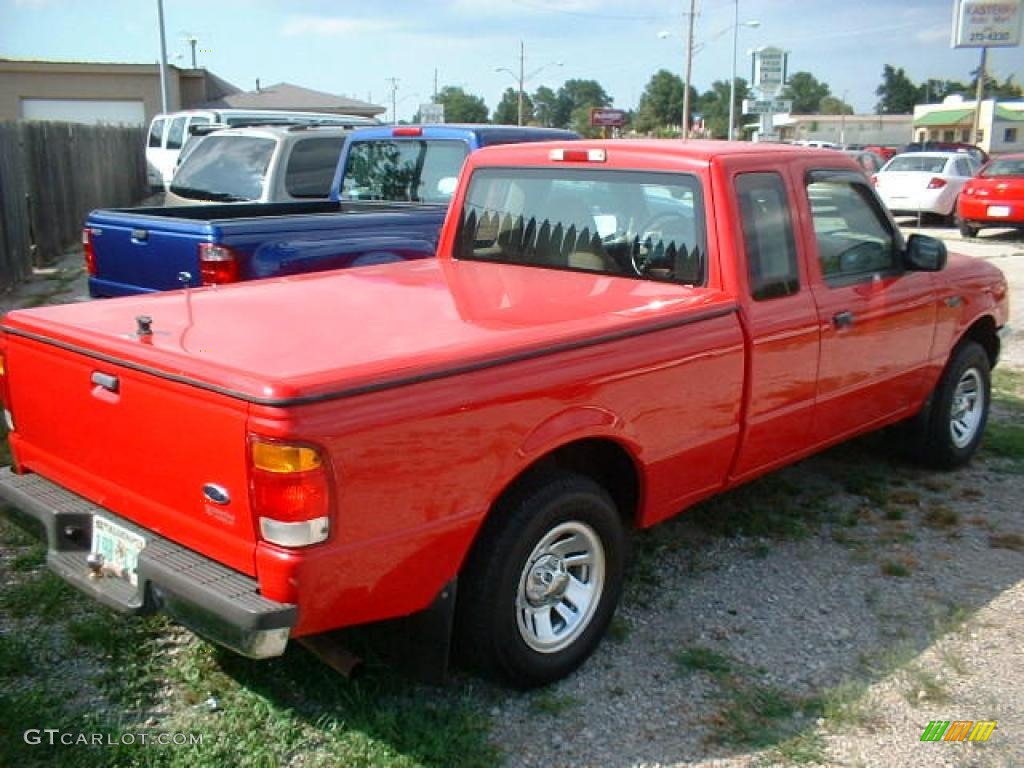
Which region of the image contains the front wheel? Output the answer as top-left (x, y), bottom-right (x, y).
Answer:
top-left (915, 341), bottom-right (991, 469)
top-left (455, 472), bottom-right (626, 688)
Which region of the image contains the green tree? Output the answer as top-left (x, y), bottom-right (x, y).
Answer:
top-left (875, 65), bottom-right (918, 114)
top-left (493, 87), bottom-right (533, 125)
top-left (782, 71), bottom-right (832, 114)
top-left (635, 69), bottom-right (687, 134)
top-left (918, 78), bottom-right (969, 103)
top-left (436, 86), bottom-right (488, 123)
top-left (819, 95), bottom-right (853, 115)
top-left (553, 79), bottom-right (612, 129)
top-left (695, 78), bottom-right (750, 138)
top-left (531, 85), bottom-right (559, 127)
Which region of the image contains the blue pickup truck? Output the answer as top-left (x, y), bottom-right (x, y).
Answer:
top-left (85, 124), bottom-right (578, 297)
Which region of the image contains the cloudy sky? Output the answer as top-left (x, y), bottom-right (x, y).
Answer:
top-left (1, 0), bottom-right (1021, 120)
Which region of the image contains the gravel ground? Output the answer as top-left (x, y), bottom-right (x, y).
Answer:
top-left (1, 222), bottom-right (1021, 768)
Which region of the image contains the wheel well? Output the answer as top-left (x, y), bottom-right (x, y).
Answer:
top-left (500, 439), bottom-right (641, 528)
top-left (961, 316), bottom-right (999, 368)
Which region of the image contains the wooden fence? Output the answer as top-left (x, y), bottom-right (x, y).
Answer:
top-left (0, 121), bottom-right (148, 292)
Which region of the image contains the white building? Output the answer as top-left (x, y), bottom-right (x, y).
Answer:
top-left (771, 113), bottom-right (913, 147)
top-left (913, 96), bottom-right (1024, 155)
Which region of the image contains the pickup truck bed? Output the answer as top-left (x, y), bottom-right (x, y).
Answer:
top-left (86, 201), bottom-right (446, 296)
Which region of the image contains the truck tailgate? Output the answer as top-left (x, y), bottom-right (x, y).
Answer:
top-left (88, 212), bottom-right (209, 294)
top-left (5, 334), bottom-right (257, 576)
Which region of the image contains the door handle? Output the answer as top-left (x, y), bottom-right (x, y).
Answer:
top-left (832, 311), bottom-right (854, 329)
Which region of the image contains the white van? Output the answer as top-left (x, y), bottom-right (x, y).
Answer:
top-left (145, 109), bottom-right (378, 189)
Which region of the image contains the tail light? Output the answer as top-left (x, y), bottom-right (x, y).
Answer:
top-left (82, 228), bottom-right (97, 276)
top-left (198, 243), bottom-right (241, 285)
top-left (962, 185), bottom-right (974, 196)
top-left (927, 177), bottom-right (947, 189)
top-left (249, 437), bottom-right (331, 547)
top-left (392, 126), bottom-right (423, 136)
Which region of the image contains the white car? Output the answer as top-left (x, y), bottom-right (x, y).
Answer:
top-left (165, 125), bottom-right (350, 206)
top-left (873, 151), bottom-right (979, 223)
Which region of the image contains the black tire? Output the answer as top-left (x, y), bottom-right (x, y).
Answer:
top-left (455, 471), bottom-right (626, 688)
top-left (913, 341), bottom-right (991, 469)
top-left (958, 220), bottom-right (979, 238)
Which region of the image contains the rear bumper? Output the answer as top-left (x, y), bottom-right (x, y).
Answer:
top-left (957, 197), bottom-right (1024, 226)
top-left (0, 468), bottom-right (296, 659)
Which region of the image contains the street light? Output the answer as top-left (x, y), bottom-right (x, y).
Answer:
top-left (496, 41), bottom-right (563, 126)
top-left (728, 7), bottom-right (760, 141)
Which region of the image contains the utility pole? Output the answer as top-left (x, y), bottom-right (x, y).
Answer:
top-left (518, 40), bottom-right (525, 126)
top-left (188, 36), bottom-right (198, 69)
top-left (682, 0), bottom-right (696, 139)
top-left (386, 77), bottom-right (400, 125)
top-left (970, 47), bottom-right (987, 147)
top-left (433, 68), bottom-right (439, 102)
top-left (156, 0), bottom-right (169, 113)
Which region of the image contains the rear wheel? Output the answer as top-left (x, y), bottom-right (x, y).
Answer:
top-left (455, 472), bottom-right (626, 688)
top-left (913, 341), bottom-right (991, 469)
top-left (958, 219), bottom-right (979, 238)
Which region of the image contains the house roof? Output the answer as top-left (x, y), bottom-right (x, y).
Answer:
top-left (995, 106), bottom-right (1024, 122)
top-left (203, 82), bottom-right (385, 118)
top-left (914, 108), bottom-right (975, 127)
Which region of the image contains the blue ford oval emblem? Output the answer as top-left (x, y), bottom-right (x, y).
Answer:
top-left (203, 484), bottom-right (231, 505)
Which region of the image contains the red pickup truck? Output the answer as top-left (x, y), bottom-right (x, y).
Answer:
top-left (0, 141), bottom-right (1010, 687)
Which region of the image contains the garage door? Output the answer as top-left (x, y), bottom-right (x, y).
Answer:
top-left (20, 99), bottom-right (146, 126)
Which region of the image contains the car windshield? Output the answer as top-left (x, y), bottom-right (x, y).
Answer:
top-left (169, 136), bottom-right (275, 202)
top-left (455, 167), bottom-right (706, 285)
top-left (340, 140), bottom-right (469, 202)
top-left (884, 156), bottom-right (948, 174)
top-left (981, 158), bottom-right (1024, 177)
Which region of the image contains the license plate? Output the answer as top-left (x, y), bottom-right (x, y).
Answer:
top-left (987, 205), bottom-right (1011, 217)
top-left (91, 515), bottom-right (146, 585)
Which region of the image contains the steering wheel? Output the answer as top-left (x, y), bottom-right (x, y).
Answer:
top-left (636, 212), bottom-right (691, 276)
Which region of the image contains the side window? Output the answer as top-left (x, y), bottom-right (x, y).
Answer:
top-left (285, 137), bottom-right (346, 198)
top-left (735, 172), bottom-right (799, 301)
top-left (166, 116), bottom-right (187, 150)
top-left (806, 175), bottom-right (896, 282)
top-left (954, 158), bottom-right (972, 178)
top-left (147, 119), bottom-right (166, 148)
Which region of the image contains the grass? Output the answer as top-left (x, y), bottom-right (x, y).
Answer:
top-left (989, 532), bottom-right (1024, 552)
top-left (820, 680), bottom-right (875, 730)
top-left (880, 559), bottom-right (914, 578)
top-left (922, 504), bottom-right (960, 529)
top-left (0, 511), bottom-right (501, 768)
top-left (983, 422), bottom-right (1024, 461)
top-left (764, 730), bottom-right (827, 765)
top-left (529, 691), bottom-right (579, 716)
top-left (705, 680), bottom-right (822, 750)
top-left (673, 646), bottom-right (735, 680)
top-left (901, 666), bottom-right (950, 707)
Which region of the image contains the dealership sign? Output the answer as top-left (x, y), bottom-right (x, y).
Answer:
top-left (752, 47), bottom-right (788, 94)
top-left (590, 108), bottom-right (627, 127)
top-left (952, 0), bottom-right (1022, 47)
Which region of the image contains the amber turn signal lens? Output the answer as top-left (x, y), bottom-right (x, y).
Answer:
top-left (251, 440), bottom-right (323, 473)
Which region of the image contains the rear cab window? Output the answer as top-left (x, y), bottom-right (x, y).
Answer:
top-left (455, 167), bottom-right (706, 285)
top-left (285, 137), bottom-right (346, 198)
top-left (169, 135), bottom-right (276, 202)
top-left (341, 140), bottom-right (470, 203)
top-left (735, 173), bottom-right (799, 300)
top-left (806, 170), bottom-right (897, 284)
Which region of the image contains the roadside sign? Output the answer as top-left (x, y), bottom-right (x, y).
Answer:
top-left (418, 103), bottom-right (445, 123)
top-left (952, 0), bottom-right (1022, 48)
top-left (742, 99), bottom-right (792, 114)
top-left (752, 47), bottom-right (788, 94)
top-left (590, 108), bottom-right (626, 127)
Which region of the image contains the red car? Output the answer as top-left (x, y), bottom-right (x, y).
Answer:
top-left (957, 153), bottom-right (1024, 237)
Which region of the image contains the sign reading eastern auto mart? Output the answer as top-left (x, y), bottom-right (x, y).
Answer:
top-left (590, 108), bottom-right (626, 127)
top-left (952, 0), bottom-right (1023, 47)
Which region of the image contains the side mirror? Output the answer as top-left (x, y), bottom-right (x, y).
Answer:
top-left (904, 234), bottom-right (946, 272)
